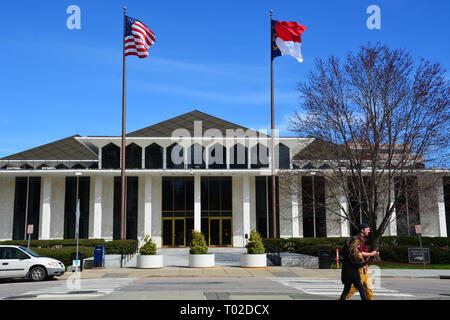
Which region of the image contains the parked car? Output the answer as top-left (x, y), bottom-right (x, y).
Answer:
top-left (0, 245), bottom-right (65, 281)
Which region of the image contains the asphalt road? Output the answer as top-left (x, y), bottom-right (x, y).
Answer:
top-left (0, 276), bottom-right (449, 301)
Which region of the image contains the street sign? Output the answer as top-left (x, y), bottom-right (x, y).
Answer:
top-left (27, 224), bottom-right (34, 234)
top-left (408, 248), bottom-right (430, 263)
top-left (415, 225), bottom-right (422, 234)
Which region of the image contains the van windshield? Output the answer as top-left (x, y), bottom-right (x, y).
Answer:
top-left (19, 247), bottom-right (41, 257)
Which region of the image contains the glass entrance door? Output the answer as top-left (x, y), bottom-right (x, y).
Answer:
top-left (208, 218), bottom-right (232, 247)
top-left (162, 218), bottom-right (186, 247)
top-left (174, 219), bottom-right (185, 246)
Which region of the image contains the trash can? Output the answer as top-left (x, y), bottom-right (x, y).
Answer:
top-left (318, 249), bottom-right (331, 269)
top-left (93, 245), bottom-right (105, 268)
top-left (71, 252), bottom-right (84, 271)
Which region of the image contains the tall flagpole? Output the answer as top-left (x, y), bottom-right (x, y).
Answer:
top-left (270, 10), bottom-right (277, 239)
top-left (121, 7), bottom-right (127, 240)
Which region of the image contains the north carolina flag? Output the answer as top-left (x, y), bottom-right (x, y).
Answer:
top-left (272, 20), bottom-right (307, 63)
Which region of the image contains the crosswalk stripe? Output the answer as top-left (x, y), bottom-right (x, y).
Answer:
top-left (272, 278), bottom-right (414, 297)
top-left (3, 278), bottom-right (135, 300)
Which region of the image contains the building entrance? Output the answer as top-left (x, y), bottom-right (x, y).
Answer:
top-left (162, 218), bottom-right (194, 247)
top-left (208, 218), bottom-right (232, 246)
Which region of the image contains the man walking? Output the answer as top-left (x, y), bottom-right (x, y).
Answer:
top-left (346, 223), bottom-right (379, 300)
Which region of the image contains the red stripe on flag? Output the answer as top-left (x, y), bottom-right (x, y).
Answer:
top-left (275, 21), bottom-right (307, 43)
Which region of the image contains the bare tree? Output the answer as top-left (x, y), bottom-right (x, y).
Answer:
top-left (287, 43), bottom-right (449, 252)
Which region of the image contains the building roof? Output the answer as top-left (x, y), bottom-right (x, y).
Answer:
top-left (1, 110), bottom-right (266, 162)
top-left (126, 110), bottom-right (264, 137)
top-left (1, 135), bottom-right (97, 161)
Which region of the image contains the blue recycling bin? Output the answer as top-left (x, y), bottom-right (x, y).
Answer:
top-left (93, 245), bottom-right (105, 268)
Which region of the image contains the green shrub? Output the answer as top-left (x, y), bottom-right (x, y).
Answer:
top-left (246, 229), bottom-right (265, 254)
top-left (0, 239), bottom-right (106, 248)
top-left (189, 230), bottom-right (208, 255)
top-left (31, 246), bottom-right (94, 268)
top-left (104, 240), bottom-right (137, 254)
top-left (139, 235), bottom-right (157, 255)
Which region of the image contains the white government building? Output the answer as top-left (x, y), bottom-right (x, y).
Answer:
top-left (1, 110), bottom-right (449, 247)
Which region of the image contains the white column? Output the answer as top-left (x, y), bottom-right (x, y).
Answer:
top-left (163, 147), bottom-right (167, 169)
top-left (144, 176), bottom-right (152, 237)
top-left (194, 175), bottom-right (201, 231)
top-left (40, 177), bottom-right (52, 239)
top-left (98, 147), bottom-right (102, 169)
top-left (389, 183), bottom-right (397, 236)
top-left (93, 176), bottom-right (102, 238)
top-left (340, 186), bottom-right (350, 237)
top-left (437, 177), bottom-right (447, 237)
top-left (243, 175), bottom-right (251, 239)
top-left (291, 180), bottom-right (300, 237)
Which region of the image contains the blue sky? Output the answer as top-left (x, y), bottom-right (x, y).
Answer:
top-left (0, 0), bottom-right (449, 158)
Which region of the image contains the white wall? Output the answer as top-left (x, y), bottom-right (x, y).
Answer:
top-left (50, 177), bottom-right (65, 239)
top-left (0, 177), bottom-right (15, 240)
top-left (278, 176), bottom-right (293, 238)
top-left (419, 175), bottom-right (442, 236)
top-left (152, 176), bottom-right (162, 248)
top-left (232, 176), bottom-right (244, 247)
top-left (101, 176), bottom-right (114, 240)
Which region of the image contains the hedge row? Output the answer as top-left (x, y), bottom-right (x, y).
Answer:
top-left (264, 237), bottom-right (450, 264)
top-left (0, 239), bottom-right (137, 254)
top-left (31, 246), bottom-right (94, 268)
top-left (264, 236), bottom-right (450, 251)
top-left (0, 239), bottom-right (106, 248)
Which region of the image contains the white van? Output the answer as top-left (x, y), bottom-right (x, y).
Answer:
top-left (0, 245), bottom-right (65, 281)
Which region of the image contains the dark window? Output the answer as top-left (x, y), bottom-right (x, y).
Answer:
top-left (3, 247), bottom-right (29, 260)
top-left (208, 144), bottom-right (226, 169)
top-left (145, 143), bottom-right (163, 169)
top-left (187, 144), bottom-right (205, 169)
top-left (444, 177), bottom-right (450, 237)
top-left (395, 176), bottom-right (420, 236)
top-left (251, 144), bottom-right (269, 169)
top-left (255, 176), bottom-right (279, 238)
top-left (201, 177), bottom-right (232, 216)
top-left (64, 177), bottom-right (90, 239)
top-left (230, 144), bottom-right (248, 169)
top-left (102, 143), bottom-right (120, 169)
top-left (348, 177), bottom-right (370, 236)
top-left (166, 143), bottom-right (184, 169)
top-left (302, 176), bottom-right (326, 238)
top-left (13, 177), bottom-right (41, 240)
top-left (113, 177), bottom-right (138, 240)
top-left (276, 143), bottom-right (290, 169)
top-left (161, 177), bottom-right (194, 216)
top-left (126, 143), bottom-right (142, 169)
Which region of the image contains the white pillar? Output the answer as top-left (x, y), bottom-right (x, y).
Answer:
top-left (437, 177), bottom-right (447, 237)
top-left (389, 183), bottom-right (397, 236)
top-left (340, 186), bottom-right (350, 237)
top-left (40, 177), bottom-right (52, 239)
top-left (291, 180), bottom-right (300, 237)
top-left (243, 175), bottom-right (251, 239)
top-left (93, 176), bottom-right (102, 238)
top-left (194, 175), bottom-right (201, 231)
top-left (144, 176), bottom-right (152, 237)
top-left (98, 147), bottom-right (102, 169)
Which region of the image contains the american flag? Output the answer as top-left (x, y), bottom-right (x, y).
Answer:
top-left (124, 16), bottom-right (155, 58)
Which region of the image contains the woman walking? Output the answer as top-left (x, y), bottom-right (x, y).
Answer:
top-left (339, 237), bottom-right (368, 300)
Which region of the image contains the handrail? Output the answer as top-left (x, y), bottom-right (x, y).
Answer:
top-left (120, 239), bottom-right (139, 268)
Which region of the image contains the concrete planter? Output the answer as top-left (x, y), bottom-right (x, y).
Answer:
top-left (241, 253), bottom-right (267, 267)
top-left (189, 254), bottom-right (215, 268)
top-left (136, 254), bottom-right (163, 269)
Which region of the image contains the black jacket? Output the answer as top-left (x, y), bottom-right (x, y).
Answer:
top-left (340, 239), bottom-right (367, 284)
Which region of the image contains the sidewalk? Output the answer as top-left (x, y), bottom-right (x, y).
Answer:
top-left (60, 266), bottom-right (450, 280)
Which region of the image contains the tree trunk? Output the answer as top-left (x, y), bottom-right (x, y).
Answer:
top-left (369, 235), bottom-right (381, 262)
